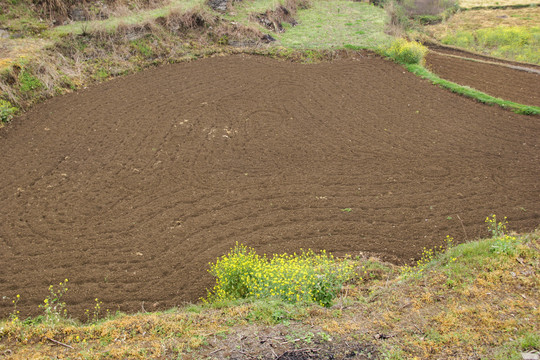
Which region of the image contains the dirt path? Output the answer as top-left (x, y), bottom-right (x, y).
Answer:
top-left (425, 50), bottom-right (540, 107)
top-left (0, 54), bottom-right (538, 319)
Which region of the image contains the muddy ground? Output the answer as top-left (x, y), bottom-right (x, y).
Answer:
top-left (0, 53), bottom-right (538, 319)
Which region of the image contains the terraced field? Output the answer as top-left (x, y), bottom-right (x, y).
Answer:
top-left (0, 53), bottom-right (539, 319)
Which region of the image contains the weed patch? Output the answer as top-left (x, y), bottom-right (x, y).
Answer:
top-left (0, 99), bottom-right (18, 124)
top-left (207, 243), bottom-right (355, 307)
top-left (385, 38), bottom-right (428, 64)
top-left (441, 26), bottom-right (540, 64)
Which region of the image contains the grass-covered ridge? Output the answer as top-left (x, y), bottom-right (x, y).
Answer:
top-left (405, 63), bottom-right (540, 115)
top-left (2, 224), bottom-right (538, 359)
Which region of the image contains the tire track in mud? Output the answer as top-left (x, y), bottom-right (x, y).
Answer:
top-left (0, 53), bottom-right (538, 318)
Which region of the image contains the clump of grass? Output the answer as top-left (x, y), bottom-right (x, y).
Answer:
top-left (385, 38), bottom-right (428, 64)
top-left (18, 68), bottom-right (44, 94)
top-left (207, 243), bottom-right (354, 307)
top-left (442, 26), bottom-right (540, 64)
top-left (0, 99), bottom-right (18, 123)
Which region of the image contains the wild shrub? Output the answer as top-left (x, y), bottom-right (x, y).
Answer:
top-left (0, 99), bottom-right (18, 123)
top-left (386, 38), bottom-right (428, 64)
top-left (207, 243), bottom-right (354, 307)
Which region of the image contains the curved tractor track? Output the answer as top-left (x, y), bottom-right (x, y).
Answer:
top-left (0, 54), bottom-right (539, 319)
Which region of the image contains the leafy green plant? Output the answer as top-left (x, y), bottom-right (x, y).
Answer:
top-left (207, 243), bottom-right (354, 307)
top-left (39, 278), bottom-right (69, 324)
top-left (0, 99), bottom-right (18, 123)
top-left (485, 215), bottom-right (521, 255)
top-left (385, 38), bottom-right (428, 65)
top-left (18, 69), bottom-right (43, 93)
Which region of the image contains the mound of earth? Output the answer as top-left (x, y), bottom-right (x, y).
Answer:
top-left (0, 54), bottom-right (538, 319)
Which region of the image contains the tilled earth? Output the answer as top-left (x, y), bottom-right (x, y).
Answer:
top-left (1, 53), bottom-right (538, 319)
top-left (425, 49), bottom-right (540, 107)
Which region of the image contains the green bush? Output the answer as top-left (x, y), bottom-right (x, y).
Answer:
top-left (386, 38), bottom-right (428, 65)
top-left (0, 99), bottom-right (18, 123)
top-left (207, 243), bottom-right (354, 307)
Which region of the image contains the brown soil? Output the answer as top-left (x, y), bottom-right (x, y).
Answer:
top-left (425, 51), bottom-right (540, 107)
top-left (0, 54), bottom-right (539, 320)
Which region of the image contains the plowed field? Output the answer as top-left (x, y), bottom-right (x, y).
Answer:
top-left (425, 51), bottom-right (540, 107)
top-left (1, 54), bottom-right (539, 319)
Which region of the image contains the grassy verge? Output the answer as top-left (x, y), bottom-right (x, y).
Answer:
top-left (379, 38), bottom-right (540, 115)
top-left (2, 226), bottom-right (538, 359)
top-left (405, 63), bottom-right (540, 115)
top-left (276, 0), bottom-right (391, 49)
top-left (49, 0), bottom-right (205, 36)
top-left (440, 25), bottom-right (540, 64)
top-left (459, 0), bottom-right (539, 9)
top-left (423, 6), bottom-right (540, 64)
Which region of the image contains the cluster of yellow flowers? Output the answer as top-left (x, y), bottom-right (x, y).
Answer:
top-left (485, 214), bottom-right (508, 238)
top-left (208, 243), bottom-right (354, 307)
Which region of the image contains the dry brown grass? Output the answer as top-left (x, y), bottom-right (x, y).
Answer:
top-left (32, 0), bottom-right (171, 21)
top-left (426, 6), bottom-right (540, 38)
top-left (459, 0), bottom-right (539, 8)
top-left (0, 5), bottom-right (266, 111)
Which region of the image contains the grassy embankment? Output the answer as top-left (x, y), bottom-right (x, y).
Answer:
top-left (1, 219), bottom-right (538, 359)
top-left (425, 5), bottom-right (540, 64)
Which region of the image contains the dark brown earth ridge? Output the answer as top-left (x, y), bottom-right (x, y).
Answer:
top-left (0, 54), bottom-right (539, 319)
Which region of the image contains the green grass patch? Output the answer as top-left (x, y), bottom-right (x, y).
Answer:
top-left (276, 1), bottom-right (392, 49)
top-left (405, 63), bottom-right (540, 115)
top-left (442, 26), bottom-right (540, 64)
top-left (18, 68), bottom-right (43, 94)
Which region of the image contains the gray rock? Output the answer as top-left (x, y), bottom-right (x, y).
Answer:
top-left (207, 0), bottom-right (242, 12)
top-left (207, 0), bottom-right (229, 12)
top-left (70, 8), bottom-right (88, 22)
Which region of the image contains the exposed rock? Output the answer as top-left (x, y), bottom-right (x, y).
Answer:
top-left (207, 0), bottom-right (242, 12)
top-left (261, 34), bottom-right (276, 43)
top-left (69, 8), bottom-right (89, 22)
